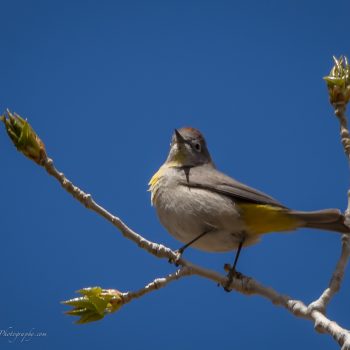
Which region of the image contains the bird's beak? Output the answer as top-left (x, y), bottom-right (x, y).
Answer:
top-left (174, 129), bottom-right (186, 145)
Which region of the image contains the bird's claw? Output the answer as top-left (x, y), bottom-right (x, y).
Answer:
top-left (223, 266), bottom-right (243, 292)
top-left (168, 249), bottom-right (183, 266)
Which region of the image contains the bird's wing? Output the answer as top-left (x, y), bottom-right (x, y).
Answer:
top-left (179, 164), bottom-right (286, 208)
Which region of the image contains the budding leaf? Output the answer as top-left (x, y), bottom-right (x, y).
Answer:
top-left (62, 286), bottom-right (123, 324)
top-left (1, 110), bottom-right (47, 165)
top-left (324, 56), bottom-right (350, 105)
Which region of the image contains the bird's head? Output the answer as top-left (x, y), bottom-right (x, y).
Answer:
top-left (165, 127), bottom-right (213, 167)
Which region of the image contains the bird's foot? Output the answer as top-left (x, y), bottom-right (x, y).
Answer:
top-left (168, 248), bottom-right (183, 266)
top-left (223, 263), bottom-right (243, 292)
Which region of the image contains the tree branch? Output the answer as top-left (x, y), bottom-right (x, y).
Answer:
top-left (121, 267), bottom-right (191, 304)
top-left (2, 55), bottom-right (350, 348)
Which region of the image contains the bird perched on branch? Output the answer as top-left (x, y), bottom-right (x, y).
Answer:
top-left (149, 127), bottom-right (348, 290)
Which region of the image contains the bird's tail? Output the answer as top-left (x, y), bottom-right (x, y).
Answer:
top-left (291, 209), bottom-right (349, 233)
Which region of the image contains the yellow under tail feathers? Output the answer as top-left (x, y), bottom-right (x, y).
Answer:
top-left (239, 203), bottom-right (301, 235)
top-left (239, 204), bottom-right (348, 235)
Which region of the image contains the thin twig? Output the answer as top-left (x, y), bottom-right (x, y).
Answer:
top-left (334, 103), bottom-right (350, 160)
top-left (309, 234), bottom-right (350, 313)
top-left (115, 267), bottom-right (350, 349)
top-left (121, 267), bottom-right (191, 304)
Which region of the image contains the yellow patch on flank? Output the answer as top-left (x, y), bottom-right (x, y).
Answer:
top-left (238, 203), bottom-right (301, 235)
top-left (148, 167), bottom-right (163, 190)
top-left (148, 166), bottom-right (163, 205)
top-left (148, 161), bottom-right (182, 205)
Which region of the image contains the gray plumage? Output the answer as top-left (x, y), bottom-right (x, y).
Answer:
top-left (150, 127), bottom-right (349, 253)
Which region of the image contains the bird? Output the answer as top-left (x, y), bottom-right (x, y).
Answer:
top-left (149, 127), bottom-right (349, 289)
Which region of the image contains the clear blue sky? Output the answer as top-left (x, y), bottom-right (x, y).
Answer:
top-left (1, 1), bottom-right (349, 349)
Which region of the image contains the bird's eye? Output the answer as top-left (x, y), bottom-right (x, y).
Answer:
top-left (193, 142), bottom-right (201, 152)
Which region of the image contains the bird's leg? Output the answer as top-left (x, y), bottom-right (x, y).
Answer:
top-left (224, 238), bottom-right (245, 292)
top-left (169, 230), bottom-right (211, 265)
top-left (178, 230), bottom-right (211, 255)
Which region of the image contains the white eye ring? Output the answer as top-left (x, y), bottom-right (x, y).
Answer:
top-left (194, 142), bottom-right (201, 152)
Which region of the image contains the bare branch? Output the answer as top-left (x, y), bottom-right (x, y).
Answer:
top-left (118, 266), bottom-right (350, 349)
top-left (121, 267), bottom-right (191, 304)
top-left (309, 234), bottom-right (350, 313)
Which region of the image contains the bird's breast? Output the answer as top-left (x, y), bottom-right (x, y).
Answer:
top-left (152, 174), bottom-right (248, 252)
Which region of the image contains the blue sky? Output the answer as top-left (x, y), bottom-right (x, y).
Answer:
top-left (1, 0), bottom-right (349, 349)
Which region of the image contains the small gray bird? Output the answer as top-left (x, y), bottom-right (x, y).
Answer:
top-left (149, 127), bottom-right (348, 287)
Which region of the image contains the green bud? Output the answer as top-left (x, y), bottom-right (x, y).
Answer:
top-left (323, 56), bottom-right (350, 105)
top-left (1, 110), bottom-right (47, 165)
top-left (62, 286), bottom-right (123, 324)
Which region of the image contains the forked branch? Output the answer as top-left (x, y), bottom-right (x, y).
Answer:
top-left (2, 56), bottom-right (350, 349)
